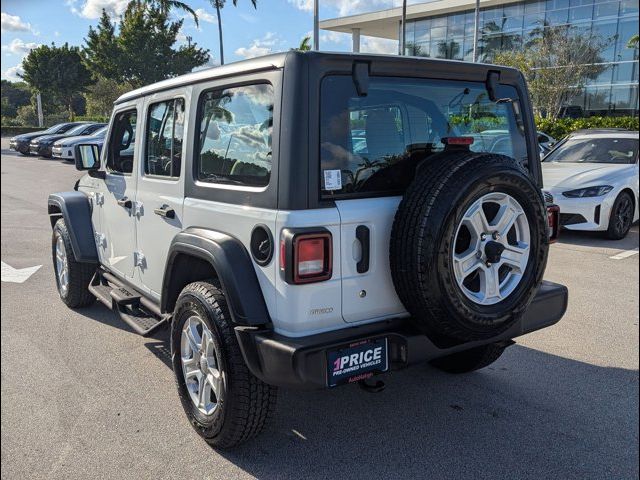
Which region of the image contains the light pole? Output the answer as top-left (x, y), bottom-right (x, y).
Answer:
top-left (472, 0), bottom-right (480, 62)
top-left (400, 0), bottom-right (407, 55)
top-left (313, 0), bottom-right (319, 51)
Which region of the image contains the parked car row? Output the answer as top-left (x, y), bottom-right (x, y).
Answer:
top-left (9, 121), bottom-right (106, 161)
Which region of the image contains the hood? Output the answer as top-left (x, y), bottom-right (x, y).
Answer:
top-left (32, 133), bottom-right (72, 144)
top-left (14, 131), bottom-right (50, 142)
top-left (542, 162), bottom-right (634, 190)
top-left (54, 134), bottom-right (98, 147)
top-left (55, 136), bottom-right (104, 147)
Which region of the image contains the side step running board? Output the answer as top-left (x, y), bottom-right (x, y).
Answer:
top-left (88, 270), bottom-right (169, 336)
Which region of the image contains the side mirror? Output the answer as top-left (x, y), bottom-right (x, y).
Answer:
top-left (75, 144), bottom-right (105, 179)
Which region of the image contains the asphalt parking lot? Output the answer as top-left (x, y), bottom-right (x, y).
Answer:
top-left (1, 137), bottom-right (638, 480)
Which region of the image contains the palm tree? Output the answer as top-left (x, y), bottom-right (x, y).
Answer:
top-left (294, 36), bottom-right (311, 52)
top-left (148, 0), bottom-right (199, 27)
top-left (211, 0), bottom-right (257, 65)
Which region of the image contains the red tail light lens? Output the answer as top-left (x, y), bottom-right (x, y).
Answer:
top-left (280, 229), bottom-right (333, 284)
top-left (442, 136), bottom-right (475, 146)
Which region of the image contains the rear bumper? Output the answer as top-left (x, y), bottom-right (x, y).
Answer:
top-left (235, 280), bottom-right (568, 389)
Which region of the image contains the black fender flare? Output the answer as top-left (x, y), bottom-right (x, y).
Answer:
top-left (162, 227), bottom-right (271, 326)
top-left (48, 192), bottom-right (98, 263)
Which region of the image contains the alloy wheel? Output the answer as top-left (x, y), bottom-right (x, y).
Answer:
top-left (452, 192), bottom-right (531, 306)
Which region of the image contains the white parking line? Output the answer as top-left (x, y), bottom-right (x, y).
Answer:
top-left (609, 248), bottom-right (639, 260)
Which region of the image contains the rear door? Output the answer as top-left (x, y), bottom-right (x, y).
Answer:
top-left (135, 92), bottom-right (188, 297)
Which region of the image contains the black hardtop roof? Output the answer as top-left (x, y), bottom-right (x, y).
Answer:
top-left (115, 50), bottom-right (519, 105)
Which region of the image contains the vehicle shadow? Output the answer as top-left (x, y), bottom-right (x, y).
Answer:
top-left (209, 345), bottom-right (637, 480)
top-left (557, 224), bottom-right (639, 250)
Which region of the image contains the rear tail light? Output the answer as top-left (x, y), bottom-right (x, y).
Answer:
top-left (280, 229), bottom-right (332, 284)
top-left (441, 136), bottom-right (475, 146)
top-left (547, 204), bottom-right (560, 243)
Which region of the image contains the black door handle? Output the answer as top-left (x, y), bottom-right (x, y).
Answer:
top-left (154, 205), bottom-right (175, 219)
top-left (117, 197), bottom-right (132, 208)
top-left (356, 225), bottom-right (370, 273)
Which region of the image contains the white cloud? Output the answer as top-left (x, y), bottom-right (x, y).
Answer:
top-left (235, 32), bottom-right (281, 59)
top-left (361, 36), bottom-right (398, 54)
top-left (1, 12), bottom-right (35, 34)
top-left (194, 8), bottom-right (216, 24)
top-left (67, 0), bottom-right (130, 19)
top-left (2, 63), bottom-right (24, 81)
top-left (288, 0), bottom-right (394, 16)
top-left (2, 38), bottom-right (40, 55)
top-left (320, 30), bottom-right (349, 45)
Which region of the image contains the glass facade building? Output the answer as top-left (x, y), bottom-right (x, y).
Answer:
top-left (403, 0), bottom-right (639, 116)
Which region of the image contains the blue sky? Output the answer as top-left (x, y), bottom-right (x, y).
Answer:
top-left (1, 0), bottom-right (404, 81)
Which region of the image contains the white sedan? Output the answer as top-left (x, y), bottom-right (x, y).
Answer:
top-left (52, 126), bottom-right (107, 162)
top-left (542, 129), bottom-right (639, 239)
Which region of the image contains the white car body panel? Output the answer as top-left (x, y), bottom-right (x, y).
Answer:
top-left (542, 133), bottom-right (639, 232)
top-left (52, 134), bottom-right (104, 160)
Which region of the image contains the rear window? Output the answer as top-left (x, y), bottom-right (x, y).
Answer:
top-left (320, 76), bottom-right (528, 198)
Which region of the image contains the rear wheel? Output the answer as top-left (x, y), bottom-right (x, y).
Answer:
top-left (606, 191), bottom-right (634, 240)
top-left (430, 343), bottom-right (507, 373)
top-left (171, 280), bottom-right (277, 449)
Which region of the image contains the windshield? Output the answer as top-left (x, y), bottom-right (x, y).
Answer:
top-left (544, 137), bottom-right (639, 165)
top-left (44, 123), bottom-right (72, 134)
top-left (65, 124), bottom-right (90, 136)
top-left (320, 76), bottom-right (528, 198)
top-left (92, 126), bottom-right (107, 137)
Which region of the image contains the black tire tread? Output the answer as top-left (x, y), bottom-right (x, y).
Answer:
top-left (52, 219), bottom-right (96, 308)
top-left (606, 191), bottom-right (634, 240)
top-left (390, 152), bottom-right (548, 341)
top-left (174, 280), bottom-right (277, 449)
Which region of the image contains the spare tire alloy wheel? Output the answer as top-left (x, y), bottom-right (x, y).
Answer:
top-left (452, 192), bottom-right (530, 305)
top-left (181, 316), bottom-right (224, 415)
top-left (390, 152), bottom-right (548, 342)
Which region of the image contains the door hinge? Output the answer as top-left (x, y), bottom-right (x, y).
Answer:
top-left (132, 201), bottom-right (143, 217)
top-left (134, 251), bottom-right (146, 268)
top-left (95, 193), bottom-right (104, 206)
top-left (94, 232), bottom-right (106, 247)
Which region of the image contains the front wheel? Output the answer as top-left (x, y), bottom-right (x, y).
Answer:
top-left (171, 280), bottom-right (277, 449)
top-left (52, 219), bottom-right (96, 308)
top-left (606, 191), bottom-right (634, 240)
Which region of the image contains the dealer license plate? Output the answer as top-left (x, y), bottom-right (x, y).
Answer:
top-left (326, 337), bottom-right (388, 387)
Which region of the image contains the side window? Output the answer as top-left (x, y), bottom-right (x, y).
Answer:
top-left (196, 83), bottom-right (273, 187)
top-left (106, 109), bottom-right (137, 174)
top-left (145, 98), bottom-right (184, 177)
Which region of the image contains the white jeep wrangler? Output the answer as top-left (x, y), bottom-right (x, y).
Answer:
top-left (48, 52), bottom-right (567, 448)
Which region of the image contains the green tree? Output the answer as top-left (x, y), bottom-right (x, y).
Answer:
top-left (20, 43), bottom-right (93, 120)
top-left (210, 0), bottom-right (257, 65)
top-left (84, 10), bottom-right (122, 80)
top-left (114, 1), bottom-right (209, 87)
top-left (293, 36), bottom-right (311, 52)
top-left (494, 25), bottom-right (608, 119)
top-left (149, 0), bottom-right (199, 26)
top-left (1, 80), bottom-right (31, 118)
top-left (84, 77), bottom-right (133, 117)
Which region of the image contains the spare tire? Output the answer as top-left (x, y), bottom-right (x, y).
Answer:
top-left (390, 151), bottom-right (548, 342)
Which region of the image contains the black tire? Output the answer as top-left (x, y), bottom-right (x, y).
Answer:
top-left (430, 343), bottom-right (507, 374)
top-left (52, 219), bottom-right (96, 308)
top-left (606, 191), bottom-right (634, 240)
top-left (390, 152), bottom-right (548, 342)
top-left (171, 280), bottom-right (277, 449)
